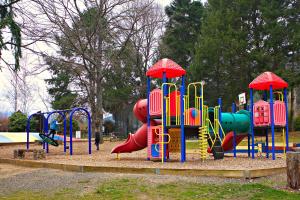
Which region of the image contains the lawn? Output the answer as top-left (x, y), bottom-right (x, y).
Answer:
top-left (1, 178), bottom-right (299, 200)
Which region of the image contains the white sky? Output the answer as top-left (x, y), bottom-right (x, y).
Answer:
top-left (0, 0), bottom-right (206, 114)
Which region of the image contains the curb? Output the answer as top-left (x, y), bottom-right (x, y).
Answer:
top-left (0, 158), bottom-right (286, 179)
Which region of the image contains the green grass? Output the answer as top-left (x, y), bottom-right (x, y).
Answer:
top-left (1, 178), bottom-right (299, 200)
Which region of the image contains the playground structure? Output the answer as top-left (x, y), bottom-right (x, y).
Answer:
top-left (112, 58), bottom-right (289, 162)
top-left (26, 107), bottom-right (92, 155)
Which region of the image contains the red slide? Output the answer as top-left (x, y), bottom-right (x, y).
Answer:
top-left (111, 99), bottom-right (156, 153)
top-left (222, 132), bottom-right (247, 151)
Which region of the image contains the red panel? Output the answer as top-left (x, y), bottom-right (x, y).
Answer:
top-left (169, 91), bottom-right (180, 117)
top-left (274, 100), bottom-right (286, 126)
top-left (253, 100), bottom-right (270, 127)
top-left (149, 89), bottom-right (162, 116)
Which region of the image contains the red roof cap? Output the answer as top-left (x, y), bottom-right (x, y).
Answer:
top-left (249, 71), bottom-right (288, 90)
top-left (146, 58), bottom-right (186, 78)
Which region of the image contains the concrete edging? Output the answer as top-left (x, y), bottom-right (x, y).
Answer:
top-left (0, 158), bottom-right (286, 179)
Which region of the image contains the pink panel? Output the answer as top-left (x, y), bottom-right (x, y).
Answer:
top-left (149, 89), bottom-right (162, 116)
top-left (274, 100), bottom-right (286, 126)
top-left (253, 100), bottom-right (270, 127)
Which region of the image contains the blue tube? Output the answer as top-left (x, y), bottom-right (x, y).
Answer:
top-left (180, 75), bottom-right (185, 162)
top-left (146, 77), bottom-right (151, 160)
top-left (270, 86), bottom-right (275, 160)
top-left (69, 107), bottom-right (92, 155)
top-left (250, 88), bottom-right (255, 159)
top-left (232, 103), bottom-right (237, 158)
top-left (284, 88), bottom-right (289, 151)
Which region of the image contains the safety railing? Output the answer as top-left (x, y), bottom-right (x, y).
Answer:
top-left (184, 82), bottom-right (204, 126)
top-left (213, 106), bottom-right (226, 143)
top-left (274, 91), bottom-right (284, 102)
top-left (154, 127), bottom-right (171, 163)
top-left (161, 83), bottom-right (179, 126)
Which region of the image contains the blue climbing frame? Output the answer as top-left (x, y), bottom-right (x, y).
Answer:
top-left (26, 107), bottom-right (92, 155)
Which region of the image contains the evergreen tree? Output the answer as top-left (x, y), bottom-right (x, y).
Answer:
top-left (191, 0), bottom-right (300, 108)
top-left (159, 0), bottom-right (204, 68)
top-left (8, 111), bottom-right (36, 132)
top-left (45, 61), bottom-right (78, 110)
top-left (0, 0), bottom-right (21, 70)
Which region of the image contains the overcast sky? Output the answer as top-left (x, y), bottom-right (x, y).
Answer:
top-left (0, 0), bottom-right (204, 114)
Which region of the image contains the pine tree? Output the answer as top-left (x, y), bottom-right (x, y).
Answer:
top-left (158, 0), bottom-right (204, 68)
top-left (0, 0), bottom-right (21, 70)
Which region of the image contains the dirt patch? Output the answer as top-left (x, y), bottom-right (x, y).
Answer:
top-left (0, 163), bottom-right (39, 179)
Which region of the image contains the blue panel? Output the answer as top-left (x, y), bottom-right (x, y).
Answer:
top-left (151, 144), bottom-right (159, 157)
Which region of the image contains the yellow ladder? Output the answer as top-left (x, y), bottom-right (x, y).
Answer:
top-left (199, 126), bottom-right (208, 160)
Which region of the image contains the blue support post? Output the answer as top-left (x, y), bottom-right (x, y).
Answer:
top-left (26, 115), bottom-right (34, 150)
top-left (218, 98), bottom-right (222, 139)
top-left (232, 103), bottom-right (237, 158)
top-left (270, 86), bottom-right (275, 160)
top-left (284, 88), bottom-right (289, 151)
top-left (180, 75), bottom-right (186, 162)
top-left (263, 91), bottom-right (269, 158)
top-left (200, 85), bottom-right (202, 126)
top-left (246, 104), bottom-right (250, 157)
top-left (250, 88), bottom-right (255, 159)
top-left (42, 115), bottom-right (46, 149)
top-left (63, 115), bottom-right (67, 153)
top-left (162, 72), bottom-right (167, 162)
top-left (69, 107), bottom-right (92, 155)
top-left (146, 76), bottom-right (151, 160)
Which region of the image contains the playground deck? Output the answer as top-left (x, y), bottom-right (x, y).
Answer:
top-left (0, 141), bottom-right (286, 172)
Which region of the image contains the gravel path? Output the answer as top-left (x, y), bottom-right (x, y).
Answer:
top-left (0, 164), bottom-right (288, 196)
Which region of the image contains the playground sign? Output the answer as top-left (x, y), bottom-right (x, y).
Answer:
top-left (239, 92), bottom-right (246, 105)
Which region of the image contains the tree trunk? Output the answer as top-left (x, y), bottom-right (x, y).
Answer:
top-left (286, 152), bottom-right (300, 189)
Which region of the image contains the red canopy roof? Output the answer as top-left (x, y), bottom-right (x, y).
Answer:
top-left (249, 71), bottom-right (288, 90)
top-left (146, 58), bottom-right (186, 78)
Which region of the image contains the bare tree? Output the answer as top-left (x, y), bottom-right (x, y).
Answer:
top-left (5, 63), bottom-right (35, 114)
top-left (23, 0), bottom-right (162, 137)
